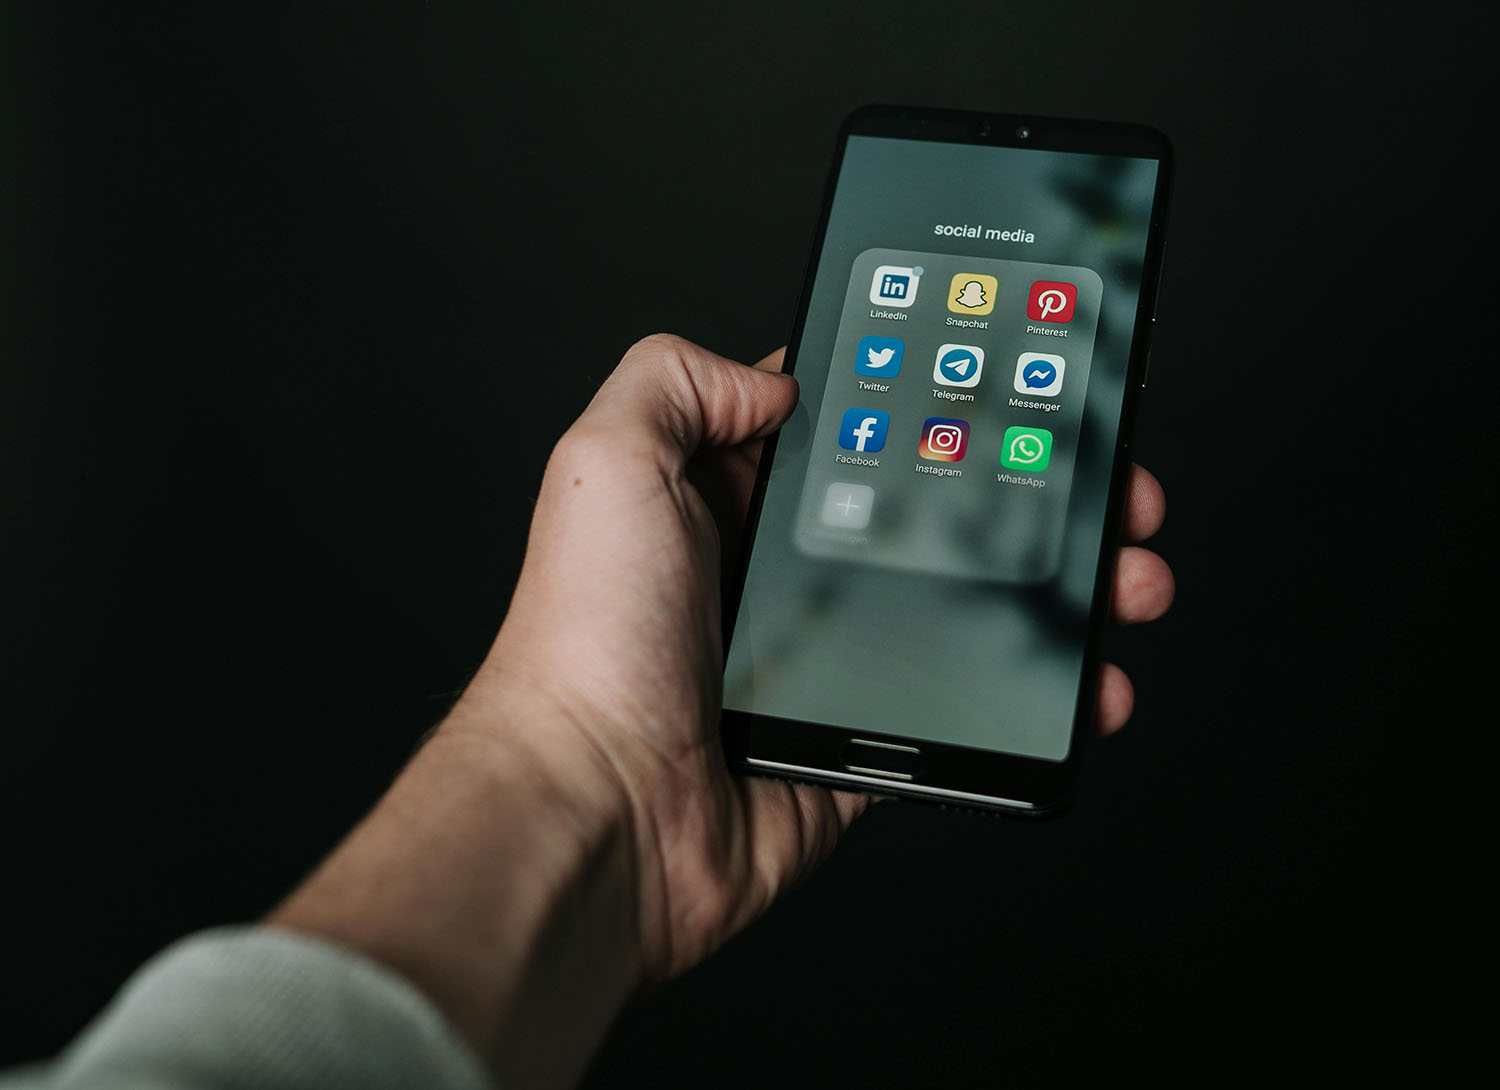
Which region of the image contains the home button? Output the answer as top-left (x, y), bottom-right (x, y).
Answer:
top-left (840, 738), bottom-right (922, 780)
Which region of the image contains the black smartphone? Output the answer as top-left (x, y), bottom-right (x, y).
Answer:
top-left (721, 105), bottom-right (1171, 815)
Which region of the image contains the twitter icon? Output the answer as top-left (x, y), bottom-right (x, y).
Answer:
top-left (854, 335), bottom-right (904, 379)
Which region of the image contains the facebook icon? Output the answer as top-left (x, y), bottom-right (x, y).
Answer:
top-left (868, 264), bottom-right (922, 308)
top-left (838, 407), bottom-right (890, 453)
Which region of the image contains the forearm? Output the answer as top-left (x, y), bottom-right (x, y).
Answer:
top-left (41, 927), bottom-right (494, 1090)
top-left (269, 687), bottom-right (644, 1089)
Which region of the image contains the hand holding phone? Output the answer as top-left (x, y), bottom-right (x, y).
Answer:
top-left (462, 326), bottom-right (1165, 973)
top-left (264, 319), bottom-right (1167, 1090)
top-left (263, 322), bottom-right (1166, 1090)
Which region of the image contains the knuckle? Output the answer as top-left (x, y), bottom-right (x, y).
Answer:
top-left (618, 331), bottom-right (698, 404)
top-left (624, 332), bottom-right (691, 365)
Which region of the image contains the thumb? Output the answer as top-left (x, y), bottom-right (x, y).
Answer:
top-left (575, 334), bottom-right (798, 462)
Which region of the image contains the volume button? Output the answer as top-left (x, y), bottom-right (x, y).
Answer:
top-left (1151, 241), bottom-right (1166, 319)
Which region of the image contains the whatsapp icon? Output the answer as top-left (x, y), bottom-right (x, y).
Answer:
top-left (1000, 426), bottom-right (1053, 472)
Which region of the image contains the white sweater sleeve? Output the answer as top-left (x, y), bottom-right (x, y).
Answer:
top-left (3, 927), bottom-right (493, 1090)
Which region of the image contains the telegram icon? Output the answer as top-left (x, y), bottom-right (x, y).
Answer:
top-left (933, 344), bottom-right (985, 388)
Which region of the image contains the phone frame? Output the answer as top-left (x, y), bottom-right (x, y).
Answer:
top-left (720, 105), bottom-right (1172, 816)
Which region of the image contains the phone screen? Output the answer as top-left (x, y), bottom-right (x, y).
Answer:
top-left (724, 132), bottom-right (1160, 762)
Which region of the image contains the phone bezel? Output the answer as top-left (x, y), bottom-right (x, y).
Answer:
top-left (720, 105), bottom-right (1173, 816)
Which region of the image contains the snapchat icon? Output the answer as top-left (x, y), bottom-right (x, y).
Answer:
top-left (947, 272), bottom-right (998, 316)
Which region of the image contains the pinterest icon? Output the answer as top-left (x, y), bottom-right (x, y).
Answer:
top-left (1027, 280), bottom-right (1077, 323)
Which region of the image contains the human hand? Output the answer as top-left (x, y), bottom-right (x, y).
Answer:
top-left (448, 333), bottom-right (1174, 980)
top-left (273, 334), bottom-right (1172, 1086)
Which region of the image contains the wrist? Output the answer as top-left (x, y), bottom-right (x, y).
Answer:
top-left (271, 681), bottom-right (645, 1087)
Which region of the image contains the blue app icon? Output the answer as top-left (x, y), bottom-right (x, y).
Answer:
top-left (868, 264), bottom-right (922, 308)
top-left (932, 343), bottom-right (985, 389)
top-left (1012, 352), bottom-right (1066, 397)
top-left (855, 335), bottom-right (904, 378)
top-left (838, 408), bottom-right (890, 453)
top-left (1022, 358), bottom-right (1057, 387)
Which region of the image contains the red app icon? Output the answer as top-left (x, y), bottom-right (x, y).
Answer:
top-left (1027, 280), bottom-right (1078, 323)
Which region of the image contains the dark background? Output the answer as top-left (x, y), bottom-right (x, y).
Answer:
top-left (3, 1), bottom-right (1494, 1084)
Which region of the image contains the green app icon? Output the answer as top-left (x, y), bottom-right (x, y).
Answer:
top-left (1000, 426), bottom-right (1053, 472)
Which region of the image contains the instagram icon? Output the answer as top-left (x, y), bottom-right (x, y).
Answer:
top-left (918, 417), bottom-right (970, 462)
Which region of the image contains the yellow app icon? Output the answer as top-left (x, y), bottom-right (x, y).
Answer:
top-left (947, 272), bottom-right (998, 316)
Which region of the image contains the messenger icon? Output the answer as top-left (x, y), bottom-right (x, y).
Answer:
top-left (1013, 352), bottom-right (1066, 397)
